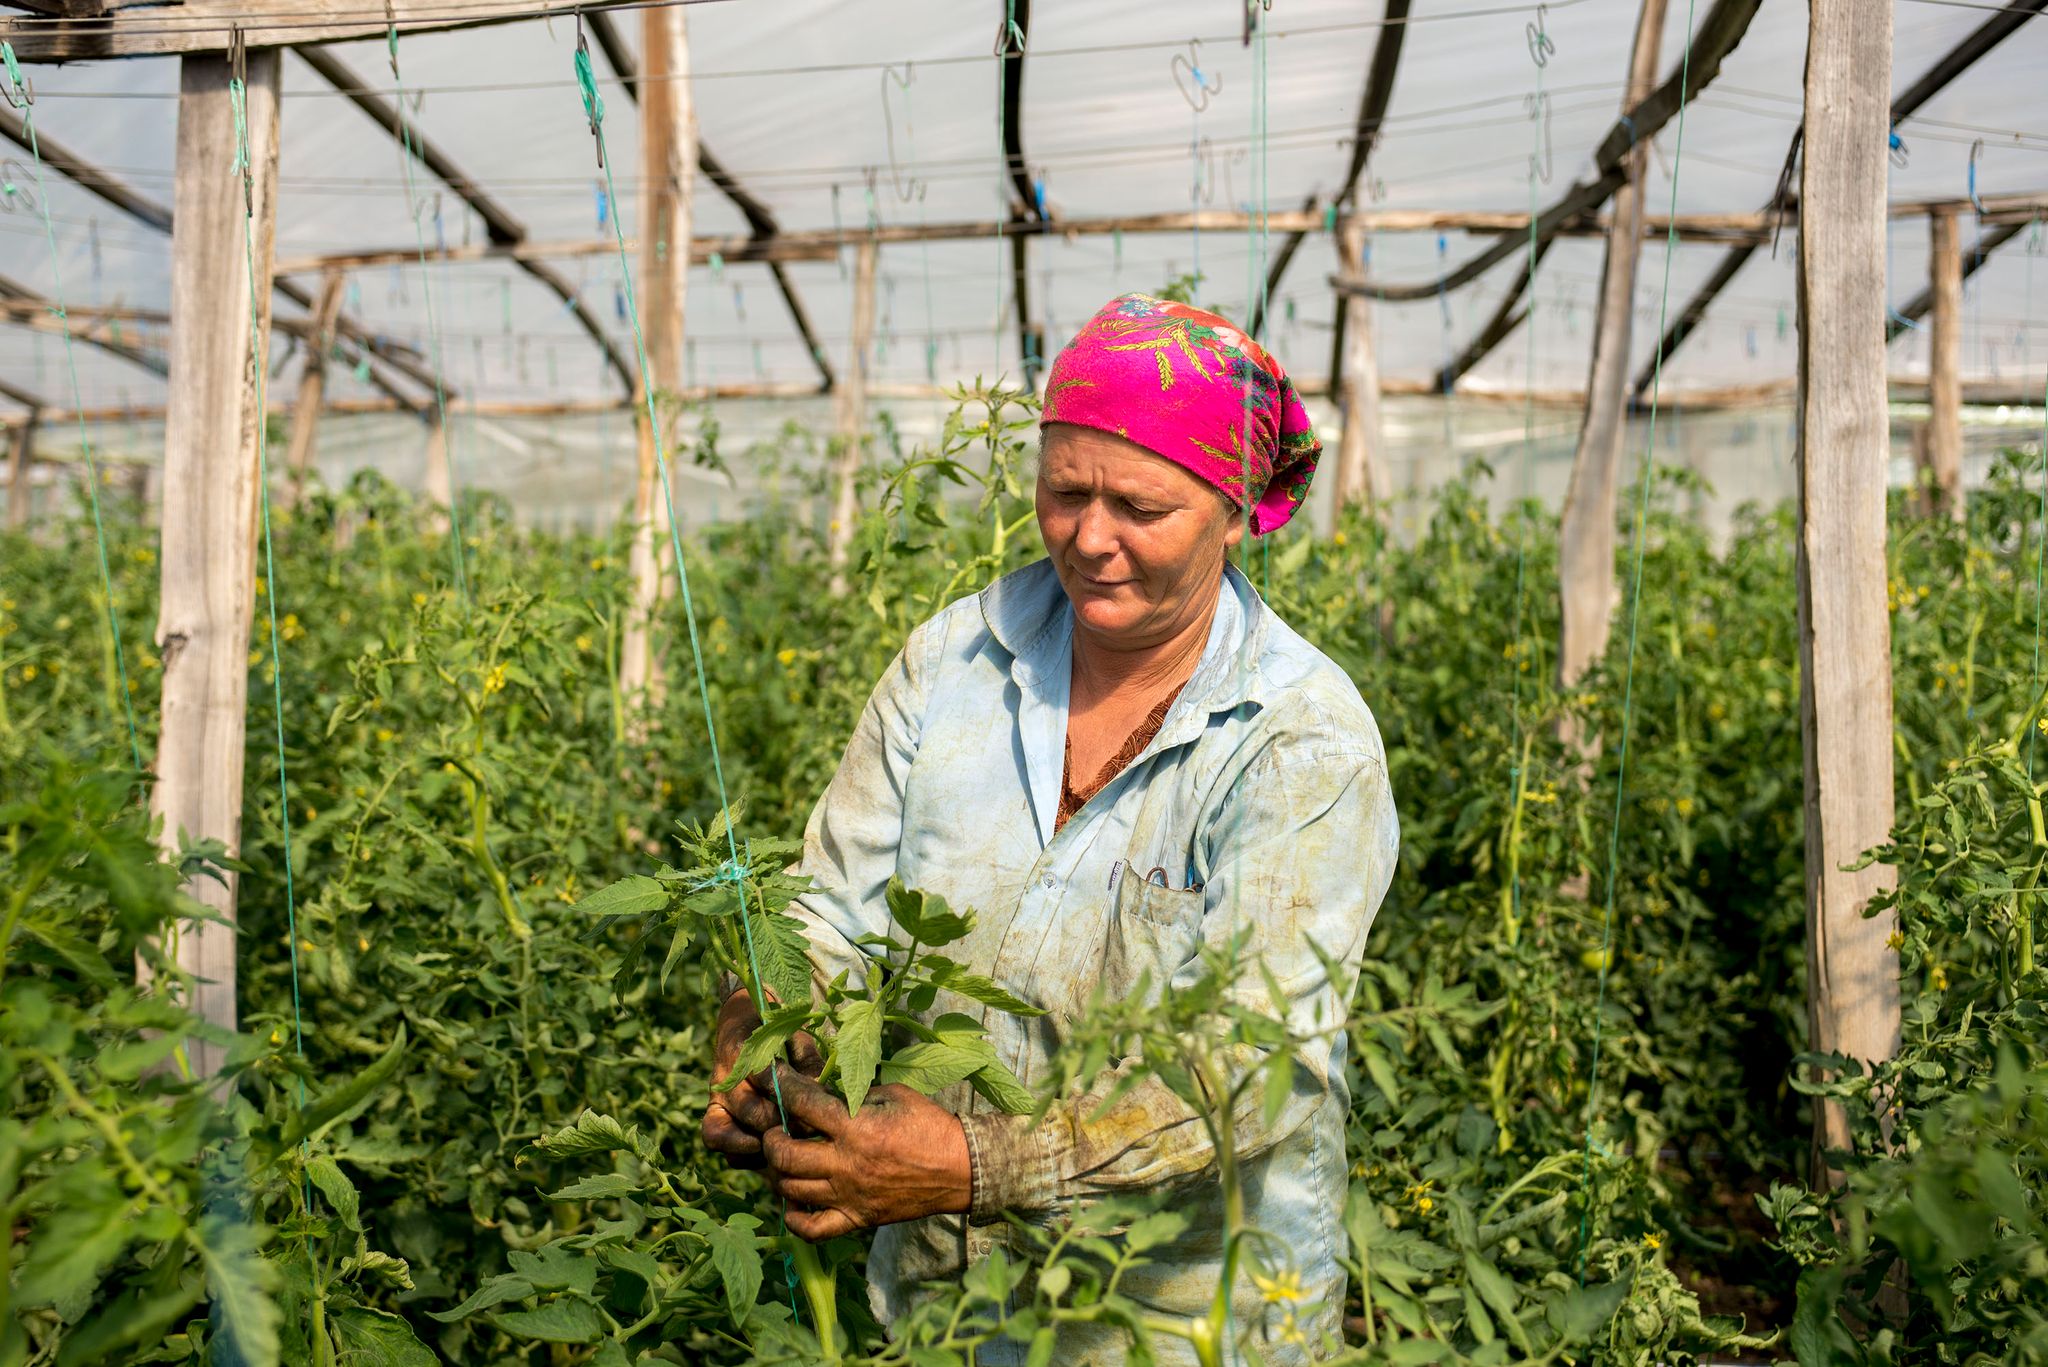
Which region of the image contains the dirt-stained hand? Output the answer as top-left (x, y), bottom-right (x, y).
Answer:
top-left (703, 990), bottom-right (821, 1169)
top-left (757, 1063), bottom-right (972, 1241)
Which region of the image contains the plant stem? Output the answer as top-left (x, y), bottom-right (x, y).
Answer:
top-left (787, 1236), bottom-right (840, 1362)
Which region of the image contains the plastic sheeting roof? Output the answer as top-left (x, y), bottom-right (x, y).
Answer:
top-left (1, 0), bottom-right (2042, 421)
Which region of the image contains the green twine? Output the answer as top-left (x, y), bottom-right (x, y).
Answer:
top-left (229, 74), bottom-right (310, 1181)
top-left (573, 39), bottom-right (804, 1323)
top-left (2028, 216), bottom-right (2048, 788)
top-left (1574, 0), bottom-right (1698, 1283)
top-left (2, 42), bottom-right (143, 782)
top-left (388, 28), bottom-right (471, 609)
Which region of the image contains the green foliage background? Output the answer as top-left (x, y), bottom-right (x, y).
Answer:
top-left (1, 388), bottom-right (2043, 1363)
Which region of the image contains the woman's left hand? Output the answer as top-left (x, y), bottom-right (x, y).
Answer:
top-left (754, 1063), bottom-right (973, 1241)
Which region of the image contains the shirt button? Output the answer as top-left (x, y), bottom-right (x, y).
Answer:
top-left (1041, 876), bottom-right (1055, 890)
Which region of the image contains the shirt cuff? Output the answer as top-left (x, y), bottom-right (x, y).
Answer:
top-left (960, 1110), bottom-right (1065, 1221)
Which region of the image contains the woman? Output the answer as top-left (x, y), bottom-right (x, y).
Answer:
top-left (705, 294), bottom-right (1398, 1362)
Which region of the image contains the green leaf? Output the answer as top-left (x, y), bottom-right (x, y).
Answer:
top-left (926, 960), bottom-right (1044, 1016)
top-left (748, 909), bottom-right (815, 1007)
top-left (15, 1203), bottom-right (128, 1309)
top-left (280, 1024), bottom-right (408, 1152)
top-left (509, 1245), bottom-right (598, 1295)
top-left (1025, 1326), bottom-right (1057, 1367)
top-left (196, 1215), bottom-right (281, 1367)
top-left (887, 878), bottom-right (976, 947)
top-left (306, 1156), bottom-right (361, 1231)
top-left (1262, 1052), bottom-right (1298, 1127)
top-left (836, 997), bottom-right (885, 1116)
top-left (329, 1306), bottom-right (437, 1367)
top-left (689, 1210), bottom-right (764, 1324)
top-left (533, 1111), bottom-right (654, 1161)
top-left (576, 874), bottom-right (669, 918)
top-left (95, 1032), bottom-right (182, 1082)
top-left (1463, 1252), bottom-right (1530, 1353)
top-left (716, 1004), bottom-right (813, 1092)
top-left (493, 1299), bottom-right (606, 1345)
top-left (1550, 1277), bottom-right (1627, 1344)
top-left (879, 1039), bottom-right (990, 1095)
top-left (545, 1172), bottom-right (640, 1201)
top-left (427, 1275), bottom-right (536, 1323)
top-left (967, 1061), bottom-right (1037, 1114)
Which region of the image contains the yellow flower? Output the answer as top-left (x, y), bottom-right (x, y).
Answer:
top-left (1332, 530), bottom-right (1348, 547)
top-left (358, 936), bottom-right (370, 952)
top-left (248, 649), bottom-right (263, 666)
top-left (338, 607), bottom-right (353, 625)
top-left (1416, 1195), bottom-right (1434, 1213)
top-left (483, 662), bottom-right (508, 694)
top-left (1930, 964), bottom-right (1949, 991)
top-left (18, 663), bottom-right (35, 682)
top-left (590, 557), bottom-right (607, 572)
top-left (660, 779), bottom-right (674, 796)
top-left (1251, 1268), bottom-right (1307, 1306)
top-left (375, 727), bottom-right (396, 743)
top-left (575, 634), bottom-right (593, 653)
top-left (1675, 797), bottom-right (1695, 818)
top-left (1642, 1232), bottom-right (1662, 1251)
top-left (412, 592), bottom-right (428, 607)
top-left (1886, 930), bottom-right (1904, 951)
top-left (776, 648), bottom-right (797, 666)
top-left (303, 807), bottom-right (318, 823)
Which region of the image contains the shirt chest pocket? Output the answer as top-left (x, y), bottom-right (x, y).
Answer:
top-left (1103, 868), bottom-right (1206, 1005)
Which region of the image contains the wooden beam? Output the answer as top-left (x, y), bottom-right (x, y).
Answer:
top-left (0, 89), bottom-right (439, 406)
top-left (827, 238), bottom-right (878, 592)
top-left (1265, 0), bottom-right (1411, 342)
top-left (283, 269), bottom-right (344, 491)
top-left (1332, 0), bottom-right (1763, 304)
top-left (1795, 0), bottom-right (1899, 1182)
top-left (0, 0), bottom-right (650, 61)
top-left (1634, 0), bottom-right (2048, 398)
top-left (1925, 211), bottom-right (1964, 520)
top-left (149, 47), bottom-right (281, 1078)
top-left (1329, 214), bottom-right (1388, 524)
top-left (583, 7), bottom-right (834, 392)
top-left (0, 270), bottom-right (166, 376)
top-left (292, 44), bottom-right (635, 393)
top-left (1557, 0), bottom-right (1668, 700)
top-left (621, 4), bottom-right (694, 717)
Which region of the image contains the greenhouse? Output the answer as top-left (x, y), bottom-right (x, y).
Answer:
top-left (1, 0), bottom-right (2044, 1363)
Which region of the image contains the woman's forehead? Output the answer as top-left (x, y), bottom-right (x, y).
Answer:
top-left (1040, 424), bottom-right (1209, 497)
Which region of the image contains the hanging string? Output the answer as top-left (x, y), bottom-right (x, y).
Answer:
top-left (1173, 37), bottom-right (1219, 300)
top-left (882, 64), bottom-right (940, 382)
top-left (227, 52), bottom-right (311, 1171)
top-left (0, 43), bottom-right (143, 780)
top-left (387, 27), bottom-right (472, 608)
top-left (1573, 0), bottom-right (1698, 1283)
top-left (572, 27), bottom-right (803, 1322)
top-left (2029, 211), bottom-right (2048, 789)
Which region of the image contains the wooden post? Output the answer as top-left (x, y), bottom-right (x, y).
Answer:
top-left (5, 414), bottom-right (32, 530)
top-left (1329, 215), bottom-right (1389, 528)
top-left (149, 48), bottom-right (281, 1077)
top-left (827, 236), bottom-right (878, 593)
top-left (1555, 0), bottom-right (1668, 699)
top-left (421, 411), bottom-right (451, 512)
top-left (1926, 209), bottom-right (1964, 520)
top-left (1796, 0), bottom-right (1899, 1180)
top-left (282, 268), bottom-right (345, 498)
top-left (620, 3), bottom-right (696, 717)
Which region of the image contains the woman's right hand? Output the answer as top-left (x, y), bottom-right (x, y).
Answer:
top-left (703, 988), bottom-right (821, 1167)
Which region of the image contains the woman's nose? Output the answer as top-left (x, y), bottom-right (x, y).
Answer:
top-left (1072, 501), bottom-right (1119, 559)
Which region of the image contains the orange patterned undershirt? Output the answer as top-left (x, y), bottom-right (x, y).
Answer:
top-left (1054, 686), bottom-right (1184, 834)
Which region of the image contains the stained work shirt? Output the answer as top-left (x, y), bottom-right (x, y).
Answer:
top-left (790, 557), bottom-right (1398, 1364)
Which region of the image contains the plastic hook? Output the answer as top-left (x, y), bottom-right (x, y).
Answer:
top-left (881, 65), bottom-right (927, 204)
top-left (1526, 4), bottom-right (1555, 68)
top-left (0, 42), bottom-right (33, 109)
top-left (1525, 91), bottom-right (1554, 186)
top-left (1172, 39), bottom-right (1222, 113)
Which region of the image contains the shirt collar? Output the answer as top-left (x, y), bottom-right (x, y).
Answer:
top-left (979, 557), bottom-right (1269, 717)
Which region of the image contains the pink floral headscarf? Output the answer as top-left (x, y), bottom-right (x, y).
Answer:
top-left (1038, 293), bottom-right (1321, 535)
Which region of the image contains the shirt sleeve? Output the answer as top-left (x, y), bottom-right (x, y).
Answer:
top-left (959, 723), bottom-right (1398, 1216)
top-left (782, 622), bottom-right (939, 998)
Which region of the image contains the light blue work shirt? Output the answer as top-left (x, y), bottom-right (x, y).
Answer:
top-left (790, 556), bottom-right (1398, 1364)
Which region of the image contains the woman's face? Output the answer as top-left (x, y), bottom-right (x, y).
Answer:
top-left (1035, 422), bottom-right (1245, 649)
